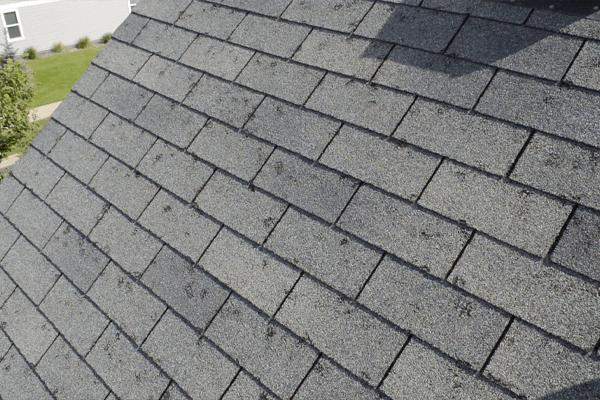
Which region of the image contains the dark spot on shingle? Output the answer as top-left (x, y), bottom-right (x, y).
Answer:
top-left (163, 205), bottom-right (172, 212)
top-left (184, 282), bottom-right (194, 298)
top-left (263, 216), bottom-right (276, 228)
top-left (273, 161), bottom-right (284, 175)
top-left (155, 153), bottom-right (163, 162)
top-left (266, 325), bottom-right (275, 337)
top-left (340, 238), bottom-right (349, 245)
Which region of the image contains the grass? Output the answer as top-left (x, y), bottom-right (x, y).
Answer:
top-left (27, 47), bottom-right (101, 107)
top-left (4, 117), bottom-right (50, 157)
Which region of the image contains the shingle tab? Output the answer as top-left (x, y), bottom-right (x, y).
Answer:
top-left (477, 71), bottom-right (600, 148)
top-left (184, 75), bottom-right (264, 128)
top-left (92, 74), bottom-right (153, 120)
top-left (293, 29), bottom-right (391, 80)
top-left (195, 171), bottom-right (287, 243)
top-left (10, 148), bottom-right (63, 199)
top-left (230, 14), bottom-right (310, 58)
top-left (306, 73), bottom-right (413, 135)
top-left (421, 0), bottom-right (531, 23)
top-left (49, 130), bottom-right (108, 184)
top-left (112, 13), bottom-right (148, 43)
top-left (159, 384), bottom-right (188, 400)
top-left (236, 53), bottom-right (324, 105)
top-left (52, 93), bottom-right (109, 138)
top-left (142, 310), bottom-right (238, 400)
top-left (43, 223), bottom-right (109, 293)
top-left (373, 46), bottom-right (494, 109)
top-left (0, 289), bottom-right (57, 364)
top-left (382, 340), bottom-right (513, 400)
top-left (86, 323), bottom-right (169, 400)
top-left (0, 175), bottom-right (23, 214)
top-left (485, 321), bottom-right (600, 399)
top-left (0, 347), bottom-right (53, 400)
top-left (2, 237), bottom-right (60, 305)
top-left (338, 185), bottom-right (471, 278)
top-left (527, 9), bottom-right (600, 41)
top-left (133, 19), bottom-right (197, 60)
top-left (254, 149), bottom-right (358, 223)
top-left (277, 276), bottom-right (407, 385)
top-left (0, 329), bottom-right (10, 359)
top-left (189, 119), bottom-right (274, 181)
top-left (133, 55), bottom-right (201, 102)
top-left (139, 190), bottom-right (221, 261)
top-left (218, 0), bottom-right (291, 17)
top-left (29, 118), bottom-right (67, 155)
top-left (360, 256), bottom-right (508, 368)
top-left (200, 228), bottom-right (299, 315)
top-left (90, 157), bottom-right (159, 220)
top-left (39, 276), bottom-right (109, 355)
top-left (282, 0), bottom-right (374, 33)
top-left (141, 247), bottom-right (230, 330)
top-left (93, 40), bottom-right (151, 80)
top-left (355, 3), bottom-right (464, 52)
top-left (89, 207), bottom-right (162, 277)
top-left (71, 65), bottom-right (109, 98)
top-left (394, 99), bottom-right (529, 175)
top-left (266, 208), bottom-right (381, 298)
top-left (452, 234), bottom-right (600, 350)
top-left (222, 371), bottom-right (277, 400)
top-left (136, 95), bottom-right (208, 148)
top-left (244, 97), bottom-right (339, 160)
top-left (0, 268), bottom-right (16, 308)
top-left (565, 40), bottom-right (600, 91)
top-left (137, 140), bottom-right (214, 202)
top-left (46, 174), bottom-right (108, 235)
top-left (7, 189), bottom-right (62, 249)
top-left (36, 336), bottom-right (109, 400)
top-left (205, 296), bottom-right (318, 400)
top-left (133, 0), bottom-right (192, 24)
top-left (0, 215), bottom-right (19, 262)
top-left (176, 1), bottom-right (246, 39)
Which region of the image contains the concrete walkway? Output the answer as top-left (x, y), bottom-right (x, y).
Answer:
top-left (29, 100), bottom-right (61, 122)
top-left (0, 154), bottom-right (20, 174)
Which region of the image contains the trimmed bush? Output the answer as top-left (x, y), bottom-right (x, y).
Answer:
top-left (52, 42), bottom-right (65, 53)
top-left (77, 36), bottom-right (91, 49)
top-left (102, 33), bottom-right (111, 43)
top-left (23, 46), bottom-right (38, 60)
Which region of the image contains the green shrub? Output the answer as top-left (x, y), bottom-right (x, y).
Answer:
top-left (77, 36), bottom-right (91, 49)
top-left (102, 33), bottom-right (111, 43)
top-left (23, 46), bottom-right (38, 60)
top-left (52, 42), bottom-right (65, 53)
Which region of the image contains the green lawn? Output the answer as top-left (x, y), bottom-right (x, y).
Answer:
top-left (5, 118), bottom-right (50, 157)
top-left (27, 47), bottom-right (101, 107)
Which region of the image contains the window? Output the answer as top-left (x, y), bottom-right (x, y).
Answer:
top-left (2, 10), bottom-right (23, 41)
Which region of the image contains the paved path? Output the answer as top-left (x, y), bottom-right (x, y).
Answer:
top-left (28, 100), bottom-right (61, 122)
top-left (0, 154), bottom-right (20, 173)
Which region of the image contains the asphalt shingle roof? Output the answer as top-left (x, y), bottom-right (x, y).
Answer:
top-left (1, 0), bottom-right (600, 398)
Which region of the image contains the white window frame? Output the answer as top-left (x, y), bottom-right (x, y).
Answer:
top-left (1, 9), bottom-right (24, 42)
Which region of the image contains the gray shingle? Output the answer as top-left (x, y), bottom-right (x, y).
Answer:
top-left (184, 75), bottom-right (264, 128)
top-left (189, 119), bottom-right (274, 181)
top-left (39, 276), bottom-right (109, 356)
top-left (277, 276), bottom-right (407, 385)
top-left (360, 256), bottom-right (509, 368)
top-left (222, 371), bottom-right (277, 400)
top-left (254, 149), bottom-right (358, 223)
top-left (322, 125), bottom-right (440, 201)
top-left (159, 384), bottom-right (188, 400)
top-left (294, 358), bottom-right (383, 400)
top-left (136, 95), bottom-right (208, 148)
top-left (71, 65), bottom-right (109, 98)
top-left (195, 171), bottom-right (287, 243)
top-left (88, 263), bottom-right (166, 345)
top-left (282, 0), bottom-right (374, 33)
top-left (43, 223), bottom-right (109, 293)
top-left (89, 207), bottom-right (162, 277)
top-left (133, 55), bottom-right (201, 102)
top-left (46, 174), bottom-right (108, 235)
top-left (0, 215), bottom-right (19, 262)
top-left (141, 247), bottom-right (230, 330)
top-left (0, 268), bottom-right (16, 308)
top-left (0, 175), bottom-right (23, 214)
top-left (93, 40), bottom-right (151, 80)
top-left (10, 148), bottom-right (63, 199)
top-left (206, 296), bottom-right (318, 400)
top-left (139, 190), bottom-right (221, 261)
top-left (49, 130), bottom-right (108, 184)
top-left (0, 289), bottom-right (57, 364)
top-left (2, 237), bottom-right (60, 305)
top-left (91, 113), bottom-right (156, 168)
top-left (527, 9), bottom-right (600, 41)
top-left (338, 185), bottom-right (471, 278)
top-left (382, 340), bottom-right (513, 400)
top-left (306, 73), bottom-right (413, 135)
top-left (565, 40), bottom-right (600, 91)
top-left (112, 13), bottom-right (148, 43)
top-left (373, 46), bottom-right (494, 109)
top-left (293, 29), bottom-right (391, 80)
top-left (512, 134), bottom-right (600, 210)
top-left (0, 347), bottom-right (53, 400)
top-left (218, 0), bottom-right (292, 17)
top-left (53, 93), bottom-right (109, 139)
top-left (236, 53), bottom-right (324, 105)
top-left (394, 99), bottom-right (530, 176)
top-left (0, 329), bottom-right (9, 359)
top-left (266, 208), bottom-right (381, 298)
top-left (552, 208), bottom-right (600, 281)
top-left (133, 0), bottom-right (192, 23)
top-left (477, 71), bottom-right (600, 148)
top-left (36, 336), bottom-right (109, 400)
top-left (451, 234), bottom-right (600, 350)
top-left (90, 157), bottom-right (159, 220)
top-left (244, 97), bottom-right (338, 160)
top-left (355, 3), bottom-right (464, 52)
top-left (142, 310), bottom-right (238, 399)
top-left (200, 228), bottom-right (299, 315)
top-left (133, 19), bottom-right (197, 61)
top-left (6, 189), bottom-right (62, 249)
top-left (420, 161), bottom-right (573, 256)
top-left (137, 140), bottom-right (214, 202)
top-left (86, 323), bottom-right (169, 400)
top-left (421, 0), bottom-right (531, 23)
top-left (29, 118), bottom-right (67, 155)
top-left (230, 14), bottom-right (310, 58)
top-left (179, 35), bottom-right (254, 80)
top-left (485, 321), bottom-right (600, 399)
top-left (176, 1), bottom-right (246, 39)
top-left (448, 18), bottom-right (582, 81)
top-left (92, 74), bottom-right (153, 120)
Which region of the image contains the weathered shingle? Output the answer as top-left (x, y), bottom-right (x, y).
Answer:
top-left (0, 347), bottom-right (54, 400)
top-left (0, 215), bottom-right (19, 262)
top-left (282, 0), bottom-right (374, 33)
top-left (133, 55), bottom-right (202, 102)
top-left (421, 0), bottom-right (531, 24)
top-left (9, 148), bottom-right (63, 199)
top-left (0, 175), bottom-right (23, 214)
top-left (527, 9), bottom-right (600, 41)
top-left (565, 40), bottom-right (600, 91)
top-left (218, 0), bottom-right (292, 17)
top-left (112, 12), bottom-right (148, 43)
top-left (71, 65), bottom-right (109, 98)
top-left (49, 130), bottom-right (108, 184)
top-left (0, 329), bottom-right (10, 359)
top-left (0, 268), bottom-right (16, 308)
top-left (133, 0), bottom-right (192, 24)
top-left (222, 371), bottom-right (277, 400)
top-left (133, 19), bottom-right (197, 60)
top-left (29, 119), bottom-right (67, 155)
top-left (93, 40), bottom-right (151, 80)
top-left (176, 1), bottom-right (246, 39)
top-left (92, 74), bottom-right (153, 120)
top-left (52, 93), bottom-right (109, 138)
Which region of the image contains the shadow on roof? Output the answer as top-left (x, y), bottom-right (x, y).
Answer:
top-left (540, 378), bottom-right (600, 399)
